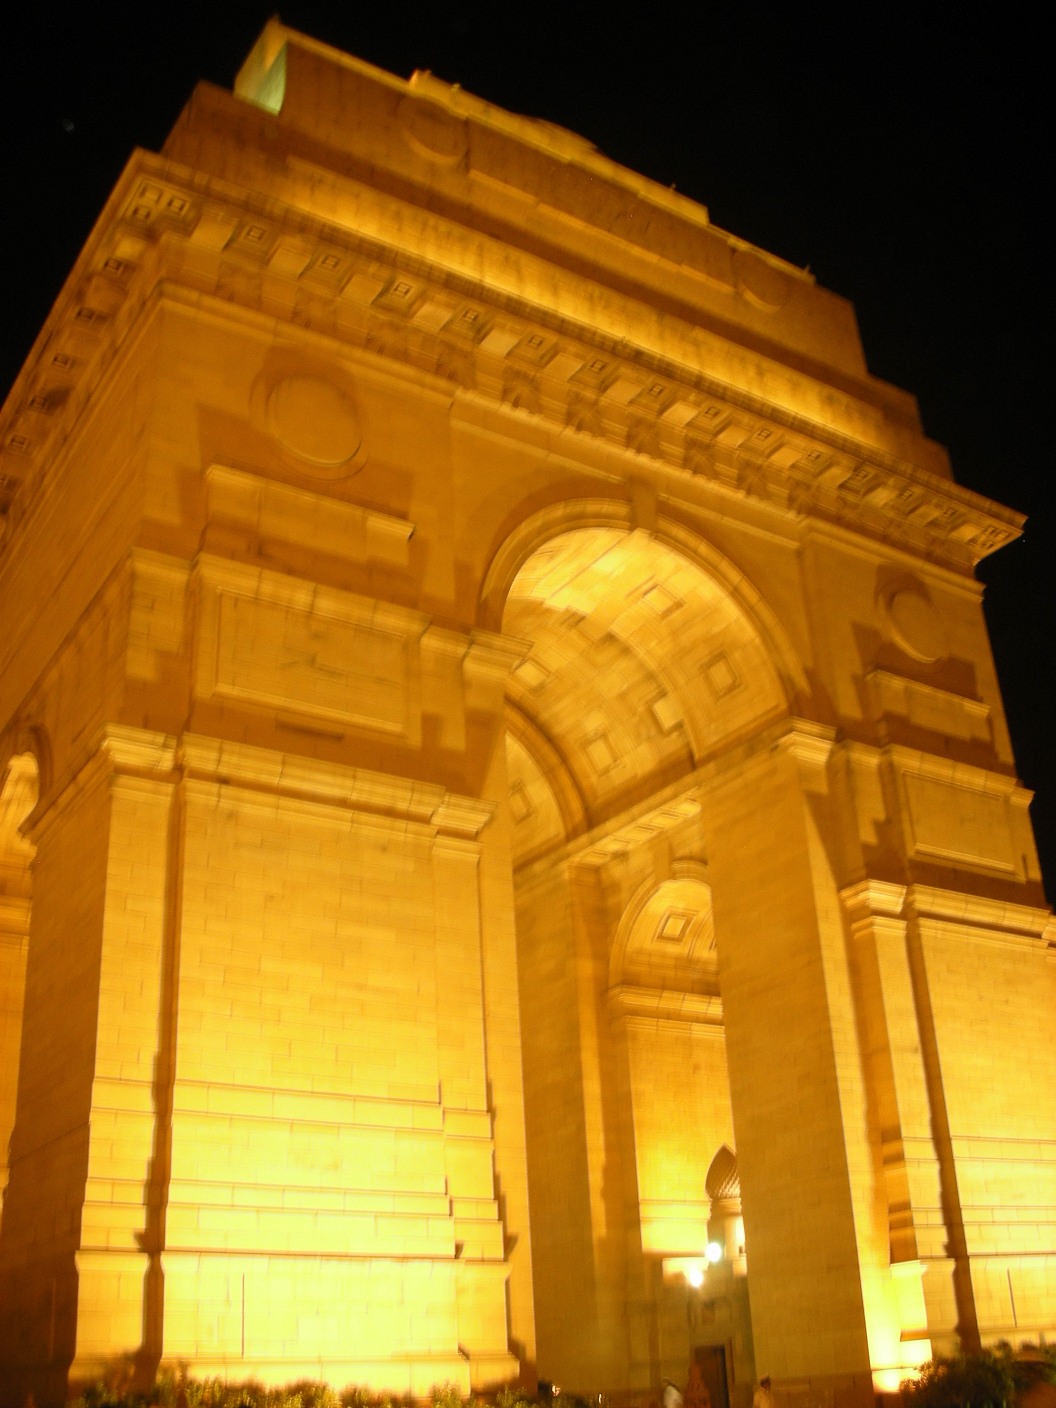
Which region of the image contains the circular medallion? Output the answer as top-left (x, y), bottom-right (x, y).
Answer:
top-left (397, 95), bottom-right (468, 164)
top-left (733, 247), bottom-right (791, 311)
top-left (883, 585), bottom-right (948, 663)
top-left (265, 374), bottom-right (361, 472)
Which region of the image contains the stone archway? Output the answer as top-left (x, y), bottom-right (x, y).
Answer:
top-left (498, 522), bottom-right (792, 1394)
top-left (609, 871), bottom-right (728, 1264)
top-left (3, 26), bottom-right (1052, 1402)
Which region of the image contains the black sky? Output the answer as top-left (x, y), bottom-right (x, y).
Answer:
top-left (2, 3), bottom-right (1052, 892)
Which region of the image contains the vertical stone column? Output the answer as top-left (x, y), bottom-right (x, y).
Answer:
top-left (516, 843), bottom-right (653, 1395)
top-left (564, 860), bottom-right (639, 1392)
top-left (904, 890), bottom-right (1055, 1348)
top-left (839, 882), bottom-right (936, 1367)
top-left (0, 753), bottom-right (36, 1206)
top-left (0, 730), bottom-right (175, 1401)
top-left (602, 999), bottom-right (653, 1388)
top-left (432, 830), bottom-right (512, 1384)
top-left (702, 725), bottom-right (874, 1408)
top-left (468, 635), bottom-right (537, 1385)
top-left (837, 877), bottom-right (1054, 1358)
top-left (515, 860), bottom-right (601, 1387)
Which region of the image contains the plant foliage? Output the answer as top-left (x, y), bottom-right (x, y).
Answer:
top-left (902, 1345), bottom-right (1056, 1408)
top-left (69, 1375), bottom-right (560, 1408)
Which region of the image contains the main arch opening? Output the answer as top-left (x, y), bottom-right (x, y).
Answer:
top-left (502, 526), bottom-right (788, 867)
top-left (500, 524), bottom-right (785, 1400)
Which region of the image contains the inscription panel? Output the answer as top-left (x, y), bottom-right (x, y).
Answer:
top-left (215, 592), bottom-right (409, 731)
top-left (196, 557), bottom-right (424, 741)
top-left (901, 771), bottom-right (1016, 875)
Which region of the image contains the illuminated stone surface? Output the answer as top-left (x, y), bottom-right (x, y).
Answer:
top-left (0, 22), bottom-right (1053, 1407)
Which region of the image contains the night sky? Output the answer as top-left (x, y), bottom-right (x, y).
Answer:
top-left (2, 4), bottom-right (1052, 893)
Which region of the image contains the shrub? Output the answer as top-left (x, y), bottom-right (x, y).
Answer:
top-left (495, 1390), bottom-right (532, 1408)
top-left (429, 1386), bottom-right (465, 1408)
top-left (68, 1376), bottom-right (559, 1408)
top-left (902, 1352), bottom-right (1015, 1408)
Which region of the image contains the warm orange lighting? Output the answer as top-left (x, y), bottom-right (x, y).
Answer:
top-left (1, 13), bottom-right (1052, 1407)
top-left (873, 1368), bottom-right (909, 1394)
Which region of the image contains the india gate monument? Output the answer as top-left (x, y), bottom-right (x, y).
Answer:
top-left (0, 22), bottom-right (1053, 1407)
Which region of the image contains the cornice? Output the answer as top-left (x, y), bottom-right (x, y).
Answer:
top-left (905, 883), bottom-right (1052, 940)
top-left (29, 724), bottom-right (495, 841)
top-left (606, 984), bottom-right (724, 1027)
top-left (177, 731), bottom-right (495, 839)
top-left (840, 875), bottom-right (1052, 948)
top-left (0, 155), bottom-right (1022, 572)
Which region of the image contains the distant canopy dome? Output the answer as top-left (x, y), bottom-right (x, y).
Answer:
top-left (706, 1144), bottom-right (740, 1203)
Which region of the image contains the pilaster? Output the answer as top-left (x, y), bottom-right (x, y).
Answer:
top-left (701, 723), bottom-right (873, 1408)
top-left (0, 731), bottom-right (176, 1394)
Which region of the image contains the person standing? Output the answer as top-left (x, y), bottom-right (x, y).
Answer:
top-left (664, 1380), bottom-right (685, 1408)
top-left (753, 1376), bottom-right (775, 1408)
top-left (685, 1359), bottom-right (712, 1408)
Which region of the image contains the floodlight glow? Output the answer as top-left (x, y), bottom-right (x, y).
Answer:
top-left (873, 1369), bottom-right (909, 1393)
top-left (706, 1241), bottom-right (723, 1263)
top-left (686, 1264), bottom-right (704, 1288)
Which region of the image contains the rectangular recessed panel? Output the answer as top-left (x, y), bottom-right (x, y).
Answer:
top-left (508, 781), bottom-right (534, 823)
top-left (515, 657), bottom-right (551, 690)
top-left (642, 583), bottom-right (682, 617)
top-left (903, 773), bottom-right (1016, 874)
top-left (651, 694), bottom-right (684, 733)
top-left (702, 652), bottom-right (740, 699)
top-left (212, 592), bottom-right (409, 733)
top-left (585, 732), bottom-right (618, 773)
top-left (658, 911), bottom-right (692, 943)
